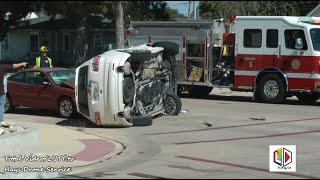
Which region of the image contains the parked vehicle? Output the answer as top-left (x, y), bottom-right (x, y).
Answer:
top-left (126, 16), bottom-right (320, 104)
top-left (5, 67), bottom-right (76, 118)
top-left (75, 42), bottom-right (182, 127)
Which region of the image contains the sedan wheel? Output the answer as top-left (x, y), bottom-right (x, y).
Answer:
top-left (58, 98), bottom-right (74, 118)
top-left (4, 95), bottom-right (14, 113)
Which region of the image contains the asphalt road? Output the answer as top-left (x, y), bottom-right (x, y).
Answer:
top-left (5, 89), bottom-right (320, 179)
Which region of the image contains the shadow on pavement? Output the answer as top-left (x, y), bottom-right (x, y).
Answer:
top-left (179, 93), bottom-right (320, 106)
top-left (56, 117), bottom-right (102, 128)
top-left (56, 114), bottom-right (128, 129)
top-left (6, 108), bottom-right (60, 117)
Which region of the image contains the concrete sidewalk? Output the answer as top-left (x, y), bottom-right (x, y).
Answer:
top-left (0, 120), bottom-right (124, 179)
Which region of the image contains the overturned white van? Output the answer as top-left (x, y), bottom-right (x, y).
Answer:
top-left (75, 42), bottom-right (182, 127)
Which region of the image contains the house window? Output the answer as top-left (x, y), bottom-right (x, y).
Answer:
top-left (266, 29), bottom-right (278, 48)
top-left (243, 29), bottom-right (262, 48)
top-left (30, 33), bottom-right (39, 53)
top-left (63, 33), bottom-right (70, 52)
top-left (94, 32), bottom-right (103, 54)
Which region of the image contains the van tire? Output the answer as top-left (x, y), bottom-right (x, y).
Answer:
top-left (123, 77), bottom-right (135, 105)
top-left (163, 93), bottom-right (182, 116)
top-left (152, 41), bottom-right (179, 56)
top-left (132, 115), bottom-right (153, 126)
top-left (126, 50), bottom-right (152, 63)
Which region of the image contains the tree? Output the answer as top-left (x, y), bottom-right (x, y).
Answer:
top-left (199, 1), bottom-right (304, 20)
top-left (40, 1), bottom-right (113, 65)
top-left (0, 1), bottom-right (41, 40)
top-left (123, 1), bottom-right (170, 28)
top-left (166, 7), bottom-right (187, 20)
top-left (1, 1), bottom-right (190, 65)
top-left (296, 1), bottom-right (319, 15)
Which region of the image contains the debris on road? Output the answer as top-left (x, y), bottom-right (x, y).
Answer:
top-left (249, 117), bottom-right (266, 121)
top-left (0, 121), bottom-right (25, 136)
top-left (202, 121), bottom-right (213, 127)
top-left (181, 109), bottom-right (190, 113)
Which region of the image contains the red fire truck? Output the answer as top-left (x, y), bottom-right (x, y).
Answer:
top-left (126, 16), bottom-right (320, 104)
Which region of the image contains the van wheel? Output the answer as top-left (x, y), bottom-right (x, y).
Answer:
top-left (126, 50), bottom-right (151, 63)
top-left (123, 77), bottom-right (135, 105)
top-left (132, 115), bottom-right (153, 126)
top-left (58, 97), bottom-right (74, 118)
top-left (163, 93), bottom-right (182, 116)
top-left (4, 94), bottom-right (14, 113)
top-left (296, 93), bottom-right (320, 104)
top-left (152, 41), bottom-right (179, 56)
top-left (257, 74), bottom-right (286, 104)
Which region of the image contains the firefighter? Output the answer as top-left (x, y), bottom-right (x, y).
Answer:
top-left (286, 32), bottom-right (296, 49)
top-left (34, 46), bottom-right (53, 68)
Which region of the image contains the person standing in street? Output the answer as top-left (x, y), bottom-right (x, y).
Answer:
top-left (34, 46), bottom-right (53, 68)
top-left (0, 62), bottom-right (28, 123)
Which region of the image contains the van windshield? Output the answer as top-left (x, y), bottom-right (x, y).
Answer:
top-left (310, 28), bottom-right (320, 51)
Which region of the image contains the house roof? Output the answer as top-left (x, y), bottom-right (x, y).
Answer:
top-left (307, 4), bottom-right (320, 17)
top-left (17, 14), bottom-right (115, 32)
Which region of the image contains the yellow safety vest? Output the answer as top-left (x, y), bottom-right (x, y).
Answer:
top-left (35, 56), bottom-right (52, 68)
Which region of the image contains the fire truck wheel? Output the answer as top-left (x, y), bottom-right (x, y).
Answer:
top-left (189, 86), bottom-right (213, 97)
top-left (123, 77), bottom-right (135, 105)
top-left (296, 93), bottom-right (320, 104)
top-left (152, 41), bottom-right (179, 56)
top-left (126, 50), bottom-right (152, 63)
top-left (258, 74), bottom-right (286, 104)
top-left (163, 93), bottom-right (182, 116)
top-left (132, 114), bottom-right (153, 126)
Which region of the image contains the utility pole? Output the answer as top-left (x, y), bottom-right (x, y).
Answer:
top-left (116, 1), bottom-right (124, 49)
top-left (188, 1), bottom-right (191, 19)
top-left (193, 1), bottom-right (196, 20)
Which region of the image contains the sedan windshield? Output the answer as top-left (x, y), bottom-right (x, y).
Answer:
top-left (48, 70), bottom-right (75, 85)
top-left (310, 28), bottom-right (320, 51)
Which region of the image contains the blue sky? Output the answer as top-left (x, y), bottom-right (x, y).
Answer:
top-left (166, 1), bottom-right (199, 16)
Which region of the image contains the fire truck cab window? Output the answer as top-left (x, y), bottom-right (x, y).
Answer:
top-left (266, 29), bottom-right (278, 48)
top-left (284, 29), bottom-right (308, 50)
top-left (310, 28), bottom-right (320, 51)
top-left (243, 29), bottom-right (262, 48)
